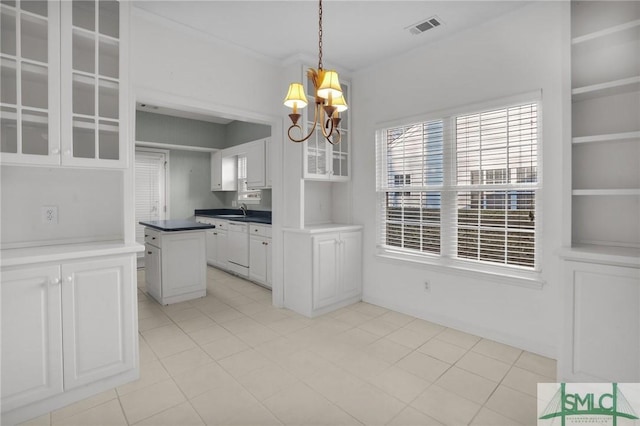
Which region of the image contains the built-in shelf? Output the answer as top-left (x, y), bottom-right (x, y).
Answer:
top-left (572, 131), bottom-right (640, 144)
top-left (572, 189), bottom-right (640, 196)
top-left (572, 19), bottom-right (640, 45)
top-left (72, 26), bottom-right (119, 44)
top-left (572, 76), bottom-right (640, 101)
top-left (560, 244), bottom-right (640, 268)
top-left (72, 71), bottom-right (118, 85)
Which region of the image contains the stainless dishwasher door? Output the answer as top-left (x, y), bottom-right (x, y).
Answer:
top-left (227, 221), bottom-right (249, 268)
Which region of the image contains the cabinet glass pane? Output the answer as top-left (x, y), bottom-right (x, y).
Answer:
top-left (0, 107), bottom-right (17, 153)
top-left (20, 14), bottom-right (47, 63)
top-left (21, 62), bottom-right (47, 109)
top-left (0, 58), bottom-right (17, 104)
top-left (22, 110), bottom-right (48, 155)
top-left (98, 120), bottom-right (118, 160)
top-left (72, 0), bottom-right (94, 31)
top-left (73, 117), bottom-right (95, 158)
top-left (98, 38), bottom-right (118, 78)
top-left (1, 8), bottom-right (16, 56)
top-left (98, 1), bottom-right (119, 38)
top-left (98, 79), bottom-right (117, 119)
top-left (73, 74), bottom-right (95, 115)
top-left (0, 1), bottom-right (16, 7)
top-left (307, 129), bottom-right (327, 175)
top-left (20, 0), bottom-right (47, 17)
top-left (72, 30), bottom-right (95, 73)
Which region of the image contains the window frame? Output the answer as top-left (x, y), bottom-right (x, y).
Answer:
top-left (375, 91), bottom-right (544, 287)
top-left (237, 154), bottom-right (261, 204)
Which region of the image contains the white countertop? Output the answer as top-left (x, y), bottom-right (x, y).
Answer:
top-left (1, 241), bottom-right (144, 267)
top-left (283, 224), bottom-right (363, 234)
top-left (559, 244), bottom-right (640, 268)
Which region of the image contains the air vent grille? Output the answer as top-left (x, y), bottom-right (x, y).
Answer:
top-left (407, 16), bottom-right (442, 35)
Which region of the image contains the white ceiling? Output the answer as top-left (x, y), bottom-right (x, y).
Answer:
top-left (132, 1), bottom-right (530, 73)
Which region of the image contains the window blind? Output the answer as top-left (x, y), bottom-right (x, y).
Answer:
top-left (135, 151), bottom-right (165, 246)
top-left (237, 155), bottom-right (261, 202)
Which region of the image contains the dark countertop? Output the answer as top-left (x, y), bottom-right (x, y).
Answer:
top-left (140, 220), bottom-right (216, 232)
top-left (194, 209), bottom-right (272, 225)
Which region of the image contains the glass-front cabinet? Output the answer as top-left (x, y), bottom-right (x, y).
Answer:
top-left (0, 0), bottom-right (127, 168)
top-left (302, 67), bottom-right (351, 181)
top-left (0, 0), bottom-right (60, 165)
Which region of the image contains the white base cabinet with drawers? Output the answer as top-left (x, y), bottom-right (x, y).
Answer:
top-left (284, 225), bottom-right (362, 317)
top-left (249, 224), bottom-right (272, 289)
top-left (1, 252), bottom-right (138, 425)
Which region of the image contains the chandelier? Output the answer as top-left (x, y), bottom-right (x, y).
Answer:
top-left (283, 0), bottom-right (347, 145)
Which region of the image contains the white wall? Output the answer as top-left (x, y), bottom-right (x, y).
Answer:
top-left (351, 2), bottom-right (568, 357)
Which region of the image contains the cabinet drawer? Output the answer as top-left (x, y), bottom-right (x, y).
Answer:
top-left (214, 220), bottom-right (228, 230)
top-left (195, 217), bottom-right (215, 225)
top-left (144, 228), bottom-right (161, 247)
top-left (228, 222), bottom-right (248, 233)
top-left (250, 224), bottom-right (271, 238)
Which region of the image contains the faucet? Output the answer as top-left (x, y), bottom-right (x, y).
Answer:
top-left (240, 203), bottom-right (248, 217)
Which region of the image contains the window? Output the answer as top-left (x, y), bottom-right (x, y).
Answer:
top-left (237, 155), bottom-right (261, 203)
top-left (377, 100), bottom-right (539, 270)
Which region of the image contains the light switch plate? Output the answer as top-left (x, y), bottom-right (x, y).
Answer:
top-left (42, 206), bottom-right (58, 224)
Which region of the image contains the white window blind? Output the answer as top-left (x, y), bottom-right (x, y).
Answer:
top-left (376, 101), bottom-right (539, 270)
top-left (237, 155), bottom-right (261, 203)
top-left (135, 151), bottom-right (166, 247)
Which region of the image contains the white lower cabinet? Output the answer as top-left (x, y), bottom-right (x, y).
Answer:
top-left (249, 224), bottom-right (272, 288)
top-left (1, 253), bottom-right (138, 424)
top-left (284, 226), bottom-right (362, 317)
top-left (560, 260), bottom-right (640, 382)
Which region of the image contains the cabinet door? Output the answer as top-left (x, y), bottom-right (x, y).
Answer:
top-left (211, 151), bottom-right (222, 190)
top-left (205, 229), bottom-right (217, 266)
top-left (0, 1), bottom-right (61, 165)
top-left (214, 230), bottom-right (228, 269)
top-left (145, 245), bottom-right (162, 302)
top-left (161, 232), bottom-right (206, 298)
top-left (339, 231), bottom-right (362, 298)
top-left (61, 255), bottom-right (136, 390)
top-left (249, 235), bottom-right (267, 285)
top-left (1, 265), bottom-right (63, 411)
top-left (312, 233), bottom-right (340, 309)
top-left (265, 237), bottom-right (272, 289)
top-left (246, 139), bottom-right (266, 189)
top-left (265, 138), bottom-right (272, 188)
top-left (60, 0), bottom-right (128, 168)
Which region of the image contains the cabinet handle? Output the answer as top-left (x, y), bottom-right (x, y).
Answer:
top-left (50, 277), bottom-right (61, 285)
top-left (145, 234), bottom-right (148, 237)
top-left (214, 232), bottom-right (218, 235)
top-left (64, 276), bottom-right (73, 283)
top-left (147, 251), bottom-right (152, 254)
top-left (51, 148), bottom-right (60, 155)
top-left (64, 149), bottom-right (71, 156)
top-left (152, 237), bottom-right (156, 240)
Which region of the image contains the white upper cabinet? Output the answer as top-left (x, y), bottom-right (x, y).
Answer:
top-left (0, 0), bottom-right (60, 165)
top-left (302, 73), bottom-right (350, 181)
top-left (0, 0), bottom-right (128, 168)
top-left (246, 138), bottom-right (268, 189)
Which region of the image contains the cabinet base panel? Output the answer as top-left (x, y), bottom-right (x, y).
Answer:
top-left (149, 289), bottom-right (206, 306)
top-left (1, 368), bottom-right (139, 426)
top-left (287, 294), bottom-right (362, 318)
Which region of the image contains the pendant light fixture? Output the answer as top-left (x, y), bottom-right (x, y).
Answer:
top-left (283, 0), bottom-right (347, 145)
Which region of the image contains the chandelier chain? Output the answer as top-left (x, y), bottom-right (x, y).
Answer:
top-left (318, 0), bottom-right (323, 70)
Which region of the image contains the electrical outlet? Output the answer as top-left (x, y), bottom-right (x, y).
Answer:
top-left (42, 206), bottom-right (58, 224)
top-left (424, 281), bottom-right (431, 292)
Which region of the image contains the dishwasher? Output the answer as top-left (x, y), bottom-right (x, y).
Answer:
top-left (226, 221), bottom-right (249, 277)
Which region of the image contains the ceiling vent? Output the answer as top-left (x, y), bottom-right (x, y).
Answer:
top-left (407, 16), bottom-right (442, 35)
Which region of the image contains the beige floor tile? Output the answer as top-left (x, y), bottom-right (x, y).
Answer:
top-left (190, 384), bottom-right (261, 425)
top-left (201, 335), bottom-right (250, 361)
top-left (349, 302), bottom-right (389, 317)
top-left (335, 382), bottom-right (406, 425)
top-left (160, 347), bottom-right (214, 377)
top-left (117, 359), bottom-right (170, 396)
top-left (235, 363), bottom-right (299, 401)
top-left (138, 314), bottom-right (172, 332)
top-left (338, 352), bottom-right (393, 381)
top-left (18, 413), bottom-right (50, 426)
top-left (248, 308), bottom-right (291, 324)
top-left (274, 349), bottom-right (335, 379)
top-left (369, 366), bottom-right (431, 404)
top-left (304, 405), bottom-right (362, 426)
top-left (254, 336), bottom-right (306, 361)
top-left (470, 407), bottom-right (525, 426)
top-left (435, 328), bottom-right (481, 349)
top-left (187, 323), bottom-right (233, 346)
top-left (159, 300), bottom-right (194, 314)
top-left (138, 303), bottom-right (165, 320)
top-left (267, 316), bottom-right (313, 334)
top-left (263, 382), bottom-right (336, 425)
top-left (225, 294), bottom-right (256, 307)
top-left (134, 402), bottom-right (204, 426)
top-left (119, 379), bottom-right (186, 424)
top-left (365, 338), bottom-right (413, 364)
top-left (357, 318), bottom-right (402, 337)
top-left (387, 407), bottom-right (443, 426)
top-left (515, 351), bottom-right (557, 378)
top-left (52, 399), bottom-right (126, 426)
top-left (332, 310), bottom-right (375, 327)
top-left (304, 365), bottom-right (367, 403)
top-left (502, 366), bottom-right (552, 396)
top-left (403, 319), bottom-right (446, 339)
top-left (175, 315), bottom-right (216, 333)
top-left (165, 306), bottom-right (203, 322)
top-left (51, 389), bottom-right (117, 423)
top-left (472, 338), bottom-right (523, 364)
top-left (173, 361), bottom-right (239, 399)
top-left (220, 316), bottom-right (263, 334)
top-left (456, 351), bottom-right (511, 382)
top-left (396, 351), bottom-right (450, 382)
top-left (309, 338), bottom-right (362, 363)
top-left (138, 336), bottom-right (158, 364)
top-left (218, 348), bottom-right (275, 378)
top-left (386, 327), bottom-right (431, 349)
top-left (334, 327), bottom-right (380, 348)
top-left (205, 307), bottom-right (246, 323)
top-left (434, 366), bottom-right (498, 404)
top-left (224, 402), bottom-right (283, 425)
top-left (236, 325), bottom-right (282, 347)
top-left (235, 301), bottom-right (271, 316)
top-left (411, 385), bottom-right (481, 425)
top-left (484, 385), bottom-right (537, 425)
top-left (146, 334), bottom-right (197, 359)
top-left (418, 338), bottom-right (468, 364)
top-left (378, 311), bottom-right (415, 327)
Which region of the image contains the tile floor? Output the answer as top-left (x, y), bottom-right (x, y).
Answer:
top-left (22, 267), bottom-right (556, 426)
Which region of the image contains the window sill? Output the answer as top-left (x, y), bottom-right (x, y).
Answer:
top-left (376, 247), bottom-right (545, 290)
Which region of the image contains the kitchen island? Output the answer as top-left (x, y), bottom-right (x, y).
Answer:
top-left (139, 220), bottom-right (215, 305)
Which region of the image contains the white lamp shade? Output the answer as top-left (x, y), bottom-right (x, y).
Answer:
top-left (316, 70), bottom-right (343, 100)
top-left (284, 83), bottom-right (308, 109)
top-left (333, 94), bottom-right (348, 112)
